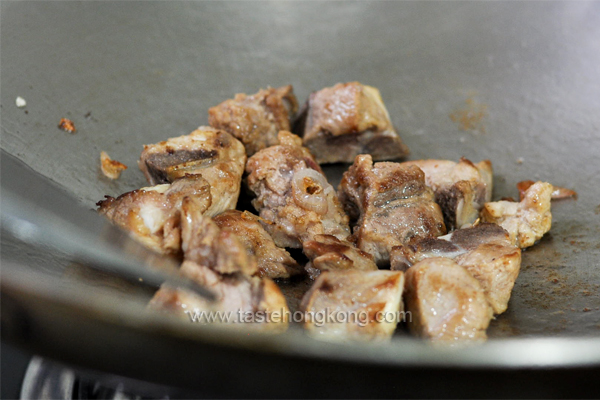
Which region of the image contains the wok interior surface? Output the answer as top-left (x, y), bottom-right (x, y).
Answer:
top-left (2, 0), bottom-right (600, 390)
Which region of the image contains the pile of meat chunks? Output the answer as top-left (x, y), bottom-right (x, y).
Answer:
top-left (98, 82), bottom-right (553, 343)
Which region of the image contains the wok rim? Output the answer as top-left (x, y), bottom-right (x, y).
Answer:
top-left (3, 263), bottom-right (600, 371)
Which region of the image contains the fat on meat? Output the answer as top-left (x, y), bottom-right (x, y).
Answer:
top-left (246, 131), bottom-right (351, 248)
top-left (97, 174), bottom-right (211, 255)
top-left (138, 126), bottom-right (246, 217)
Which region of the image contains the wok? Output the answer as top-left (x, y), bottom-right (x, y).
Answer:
top-left (2, 1), bottom-right (600, 397)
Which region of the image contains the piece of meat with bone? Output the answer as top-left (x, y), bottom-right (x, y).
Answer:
top-left (150, 261), bottom-right (289, 332)
top-left (150, 198), bottom-right (289, 332)
top-left (138, 126), bottom-right (246, 217)
top-left (208, 85), bottom-right (299, 156)
top-left (180, 198), bottom-right (257, 276)
top-left (97, 174), bottom-right (212, 255)
top-left (302, 234), bottom-right (378, 279)
top-left (246, 131), bottom-right (350, 248)
top-left (401, 158), bottom-right (493, 230)
top-left (390, 223), bottom-right (521, 314)
top-left (391, 222), bottom-right (512, 269)
top-left (300, 270), bottom-right (405, 341)
top-left (481, 181), bottom-right (552, 248)
top-left (338, 154), bottom-right (446, 266)
top-left (212, 210), bottom-right (303, 279)
top-left (404, 257), bottom-right (493, 342)
top-left (293, 82), bottom-right (409, 164)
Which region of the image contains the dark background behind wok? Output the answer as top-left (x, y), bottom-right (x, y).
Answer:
top-left (2, 1), bottom-right (600, 397)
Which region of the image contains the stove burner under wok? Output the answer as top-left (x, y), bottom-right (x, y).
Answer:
top-left (21, 357), bottom-right (175, 400)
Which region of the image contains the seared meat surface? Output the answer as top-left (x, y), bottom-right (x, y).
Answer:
top-left (338, 155), bottom-right (446, 266)
top-left (208, 85), bottom-right (299, 156)
top-left (150, 198), bottom-right (289, 332)
top-left (300, 270), bottom-right (405, 341)
top-left (517, 180), bottom-right (577, 201)
top-left (97, 174), bottom-right (212, 255)
top-left (294, 82), bottom-right (408, 164)
top-left (481, 181), bottom-right (552, 248)
top-left (391, 223), bottom-right (510, 268)
top-left (138, 126), bottom-right (246, 217)
top-left (404, 257), bottom-right (493, 342)
top-left (455, 243), bottom-right (521, 314)
top-left (401, 158), bottom-right (492, 230)
top-left (302, 234), bottom-right (377, 279)
top-left (180, 198), bottom-right (257, 276)
top-left (246, 131), bottom-right (350, 248)
top-left (91, 79), bottom-right (569, 342)
top-left (213, 210), bottom-right (303, 279)
top-left (391, 223), bottom-right (521, 314)
top-left (150, 262), bottom-right (289, 332)
top-left (294, 82), bottom-right (409, 164)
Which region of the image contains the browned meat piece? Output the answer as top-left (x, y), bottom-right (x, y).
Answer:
top-left (180, 198), bottom-right (257, 276)
top-left (404, 257), bottom-right (493, 342)
top-left (97, 175), bottom-right (212, 255)
top-left (391, 223), bottom-right (521, 314)
top-left (338, 155), bottom-right (446, 266)
top-left (455, 243), bottom-right (521, 314)
top-left (302, 234), bottom-right (378, 279)
top-left (208, 85), bottom-right (299, 156)
top-left (300, 270), bottom-right (405, 341)
top-left (517, 180), bottom-right (577, 201)
top-left (481, 181), bottom-right (552, 248)
top-left (150, 198), bottom-right (289, 332)
top-left (138, 126), bottom-right (246, 217)
top-left (246, 131), bottom-right (350, 248)
top-left (150, 261), bottom-right (289, 332)
top-left (401, 158), bottom-right (493, 230)
top-left (294, 82), bottom-right (409, 164)
top-left (391, 222), bottom-right (510, 268)
top-left (212, 210), bottom-right (303, 279)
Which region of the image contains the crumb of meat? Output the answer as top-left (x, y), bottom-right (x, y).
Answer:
top-left (58, 118), bottom-right (76, 133)
top-left (16, 97), bottom-right (26, 108)
top-left (100, 151), bottom-right (128, 180)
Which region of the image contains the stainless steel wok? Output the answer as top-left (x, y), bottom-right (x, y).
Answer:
top-left (2, 1), bottom-right (600, 397)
